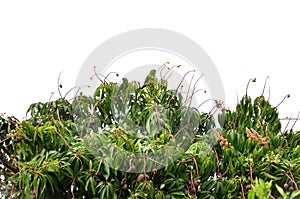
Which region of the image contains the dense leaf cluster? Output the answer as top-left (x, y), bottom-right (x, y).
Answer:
top-left (0, 70), bottom-right (299, 198)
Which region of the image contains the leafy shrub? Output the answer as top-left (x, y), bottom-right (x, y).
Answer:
top-left (0, 70), bottom-right (299, 199)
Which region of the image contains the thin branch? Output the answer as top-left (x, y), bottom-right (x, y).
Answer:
top-left (261, 76), bottom-right (269, 96)
top-left (290, 111), bottom-right (300, 130)
top-left (163, 64), bottom-right (181, 79)
top-left (213, 147), bottom-right (220, 175)
top-left (104, 72), bottom-right (119, 83)
top-left (175, 70), bottom-right (195, 94)
top-left (285, 172), bottom-right (299, 190)
top-left (192, 157), bottom-right (199, 176)
top-left (187, 74), bottom-right (205, 107)
top-left (249, 164), bottom-right (253, 185)
top-left (197, 99), bottom-right (215, 109)
top-left (54, 128), bottom-right (70, 148)
top-left (57, 71), bottom-right (63, 99)
top-left (159, 62), bottom-right (169, 78)
top-left (275, 94), bottom-right (290, 109)
top-left (240, 182), bottom-right (246, 199)
top-left (282, 114), bottom-right (293, 134)
top-left (185, 73), bottom-right (195, 103)
top-left (158, 62), bottom-right (169, 77)
top-left (246, 78), bottom-right (256, 96)
top-left (64, 86), bottom-right (79, 99)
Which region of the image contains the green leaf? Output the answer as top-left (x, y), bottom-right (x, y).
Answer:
top-left (275, 184), bottom-right (286, 197)
top-left (291, 190), bottom-right (300, 199)
top-left (247, 189), bottom-right (255, 199)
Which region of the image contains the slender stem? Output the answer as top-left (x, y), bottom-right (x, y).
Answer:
top-left (213, 147), bottom-right (220, 175)
top-left (54, 128), bottom-right (70, 148)
top-left (246, 79), bottom-right (251, 96)
top-left (291, 111), bottom-right (300, 130)
top-left (197, 99), bottom-right (215, 109)
top-left (275, 94), bottom-right (290, 108)
top-left (175, 70), bottom-right (195, 94)
top-left (57, 71), bottom-right (63, 98)
top-left (261, 76), bottom-right (269, 96)
top-left (187, 74), bottom-right (204, 107)
top-left (158, 62), bottom-right (169, 77)
top-left (159, 63), bottom-right (169, 79)
top-left (249, 164), bottom-right (253, 184)
top-left (267, 85), bottom-right (271, 102)
top-left (192, 157), bottom-right (199, 176)
top-left (163, 64), bottom-right (181, 79)
top-left (104, 72), bottom-right (119, 83)
top-left (240, 182), bottom-right (246, 199)
top-left (185, 73), bottom-right (195, 103)
top-left (282, 114), bottom-right (292, 134)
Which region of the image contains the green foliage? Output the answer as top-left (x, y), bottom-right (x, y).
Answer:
top-left (248, 178), bottom-right (272, 199)
top-left (0, 70), bottom-right (299, 199)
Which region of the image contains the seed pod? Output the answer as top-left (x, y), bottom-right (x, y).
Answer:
top-left (289, 186), bottom-right (295, 192)
top-left (16, 136), bottom-right (21, 143)
top-left (191, 187), bottom-right (196, 194)
top-left (284, 183), bottom-right (288, 189)
top-left (121, 178), bottom-right (126, 185)
top-left (136, 174), bottom-right (149, 182)
top-left (145, 183), bottom-right (150, 190)
top-left (245, 185), bottom-right (252, 191)
top-left (152, 168), bottom-right (157, 175)
top-left (194, 179), bottom-right (201, 187)
top-left (220, 140), bottom-right (225, 146)
top-left (128, 165), bottom-right (136, 173)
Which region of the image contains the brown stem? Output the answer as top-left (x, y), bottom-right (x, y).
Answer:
top-left (246, 78), bottom-right (256, 96)
top-left (163, 64), bottom-right (181, 79)
top-left (197, 99), bottom-right (215, 109)
top-left (185, 73), bottom-right (195, 103)
top-left (54, 128), bottom-right (70, 148)
top-left (261, 76), bottom-right (269, 96)
top-left (213, 147), bottom-right (220, 174)
top-left (275, 94), bottom-right (290, 109)
top-left (187, 74), bottom-right (204, 107)
top-left (158, 62), bottom-right (169, 78)
top-left (267, 85), bottom-right (271, 102)
top-left (192, 157), bottom-right (199, 176)
top-left (240, 182), bottom-right (246, 199)
top-left (173, 125), bottom-right (187, 138)
top-left (291, 111), bottom-right (300, 131)
top-left (286, 171), bottom-right (299, 190)
top-left (282, 114), bottom-right (293, 134)
top-left (249, 164), bottom-right (253, 185)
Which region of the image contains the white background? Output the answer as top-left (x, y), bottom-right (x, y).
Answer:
top-left (1, 1), bottom-right (300, 129)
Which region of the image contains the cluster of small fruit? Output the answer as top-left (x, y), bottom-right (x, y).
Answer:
top-left (246, 127), bottom-right (270, 146)
top-left (283, 180), bottom-right (297, 193)
top-left (214, 128), bottom-right (231, 148)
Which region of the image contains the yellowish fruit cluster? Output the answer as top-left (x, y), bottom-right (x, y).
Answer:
top-left (246, 128), bottom-right (269, 146)
top-left (213, 129), bottom-right (231, 148)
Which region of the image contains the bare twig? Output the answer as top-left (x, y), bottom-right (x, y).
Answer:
top-left (282, 114), bottom-right (293, 134)
top-left (275, 94), bottom-right (290, 109)
top-left (290, 111), bottom-right (300, 130)
top-left (57, 71), bottom-right (63, 99)
top-left (261, 76), bottom-right (269, 96)
top-left (192, 157), bottom-right (199, 176)
top-left (213, 147), bottom-right (220, 175)
top-left (163, 64), bottom-right (181, 79)
top-left (240, 182), bottom-right (246, 199)
top-left (246, 78), bottom-right (256, 96)
top-left (249, 164), bottom-right (253, 185)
